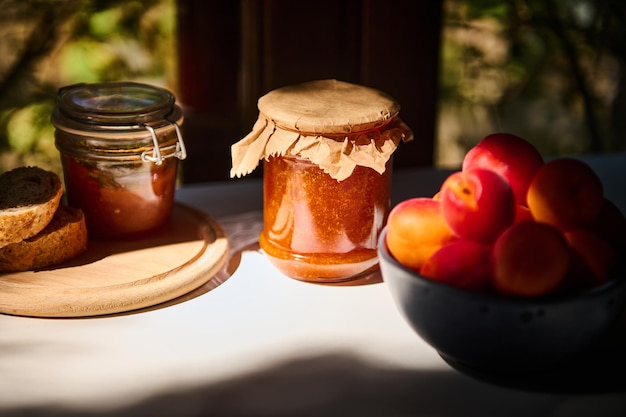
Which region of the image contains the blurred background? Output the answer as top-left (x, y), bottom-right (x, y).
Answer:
top-left (0, 0), bottom-right (624, 183)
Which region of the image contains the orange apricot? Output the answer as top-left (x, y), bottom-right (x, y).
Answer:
top-left (564, 229), bottom-right (616, 285)
top-left (385, 198), bottom-right (456, 272)
top-left (514, 204), bottom-right (533, 224)
top-left (492, 221), bottom-right (570, 297)
top-left (421, 240), bottom-right (492, 291)
top-left (589, 198), bottom-right (626, 247)
top-left (527, 158), bottom-right (604, 231)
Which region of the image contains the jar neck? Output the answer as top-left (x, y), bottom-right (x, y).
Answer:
top-left (52, 106), bottom-right (183, 134)
top-left (55, 118), bottom-right (185, 163)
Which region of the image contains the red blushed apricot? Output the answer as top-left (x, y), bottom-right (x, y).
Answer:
top-left (589, 198), bottom-right (626, 247)
top-left (514, 204), bottom-right (533, 224)
top-left (527, 158), bottom-right (604, 231)
top-left (385, 198), bottom-right (457, 272)
top-left (492, 221), bottom-right (570, 297)
top-left (462, 133), bottom-right (544, 206)
top-left (421, 240), bottom-right (492, 291)
top-left (564, 229), bottom-right (616, 285)
top-left (440, 168), bottom-right (515, 244)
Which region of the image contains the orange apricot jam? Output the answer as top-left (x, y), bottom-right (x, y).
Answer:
top-left (259, 155), bottom-right (392, 282)
top-left (61, 155), bottom-right (177, 239)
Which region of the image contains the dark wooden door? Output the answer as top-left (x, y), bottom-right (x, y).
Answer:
top-left (176, 0), bottom-right (442, 183)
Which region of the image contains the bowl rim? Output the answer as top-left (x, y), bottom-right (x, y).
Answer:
top-left (377, 227), bottom-right (626, 306)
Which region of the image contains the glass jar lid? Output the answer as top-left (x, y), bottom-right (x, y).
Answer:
top-left (56, 81), bottom-right (176, 125)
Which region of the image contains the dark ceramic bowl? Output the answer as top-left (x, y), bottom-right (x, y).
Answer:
top-left (378, 228), bottom-right (626, 374)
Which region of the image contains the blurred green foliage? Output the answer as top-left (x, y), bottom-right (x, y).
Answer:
top-left (0, 0), bottom-right (175, 175)
top-left (1, 0), bottom-right (624, 174)
top-left (437, 0), bottom-right (626, 165)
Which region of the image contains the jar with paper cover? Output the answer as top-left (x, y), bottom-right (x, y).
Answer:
top-left (231, 79), bottom-right (412, 282)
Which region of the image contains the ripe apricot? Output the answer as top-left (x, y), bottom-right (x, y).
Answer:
top-left (589, 198), bottom-right (626, 247)
top-left (421, 240), bottom-right (492, 291)
top-left (492, 221), bottom-right (570, 297)
top-left (514, 204), bottom-right (533, 224)
top-left (385, 198), bottom-right (456, 272)
top-left (462, 133), bottom-right (544, 206)
top-left (564, 229), bottom-right (616, 285)
top-left (527, 158), bottom-right (604, 231)
top-left (440, 168), bottom-right (515, 244)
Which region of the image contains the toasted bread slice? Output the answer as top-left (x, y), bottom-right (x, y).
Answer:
top-left (0, 166), bottom-right (63, 247)
top-left (0, 205), bottom-right (88, 272)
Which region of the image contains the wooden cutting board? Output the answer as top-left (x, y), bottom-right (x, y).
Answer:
top-left (0, 203), bottom-right (229, 318)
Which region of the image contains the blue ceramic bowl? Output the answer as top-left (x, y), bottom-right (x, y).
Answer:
top-left (378, 227), bottom-right (626, 373)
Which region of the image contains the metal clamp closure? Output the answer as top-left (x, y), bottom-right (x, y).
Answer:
top-left (140, 120), bottom-right (187, 165)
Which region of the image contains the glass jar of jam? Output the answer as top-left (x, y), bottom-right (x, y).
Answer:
top-left (231, 79), bottom-right (412, 283)
top-left (52, 82), bottom-right (186, 240)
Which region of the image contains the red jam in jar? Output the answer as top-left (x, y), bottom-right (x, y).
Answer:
top-left (52, 82), bottom-right (186, 240)
top-left (231, 79), bottom-right (412, 283)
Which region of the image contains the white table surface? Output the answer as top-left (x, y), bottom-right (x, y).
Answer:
top-left (1, 153), bottom-right (625, 416)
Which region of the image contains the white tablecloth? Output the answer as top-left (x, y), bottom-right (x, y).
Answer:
top-left (1, 153), bottom-right (625, 416)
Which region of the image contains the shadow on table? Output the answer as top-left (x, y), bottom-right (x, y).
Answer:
top-left (5, 350), bottom-right (626, 417)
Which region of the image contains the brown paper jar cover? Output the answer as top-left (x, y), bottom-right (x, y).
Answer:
top-left (230, 79), bottom-right (413, 181)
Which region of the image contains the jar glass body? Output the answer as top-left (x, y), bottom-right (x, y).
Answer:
top-left (259, 154), bottom-right (392, 282)
top-left (57, 133), bottom-right (178, 240)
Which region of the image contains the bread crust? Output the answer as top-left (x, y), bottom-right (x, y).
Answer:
top-left (0, 205), bottom-right (88, 272)
top-left (0, 167), bottom-right (63, 247)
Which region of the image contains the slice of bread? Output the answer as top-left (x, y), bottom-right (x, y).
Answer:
top-left (0, 166), bottom-right (63, 247)
top-left (0, 205), bottom-right (88, 272)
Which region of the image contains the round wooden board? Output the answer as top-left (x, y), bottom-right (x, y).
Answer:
top-left (0, 203), bottom-right (229, 318)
